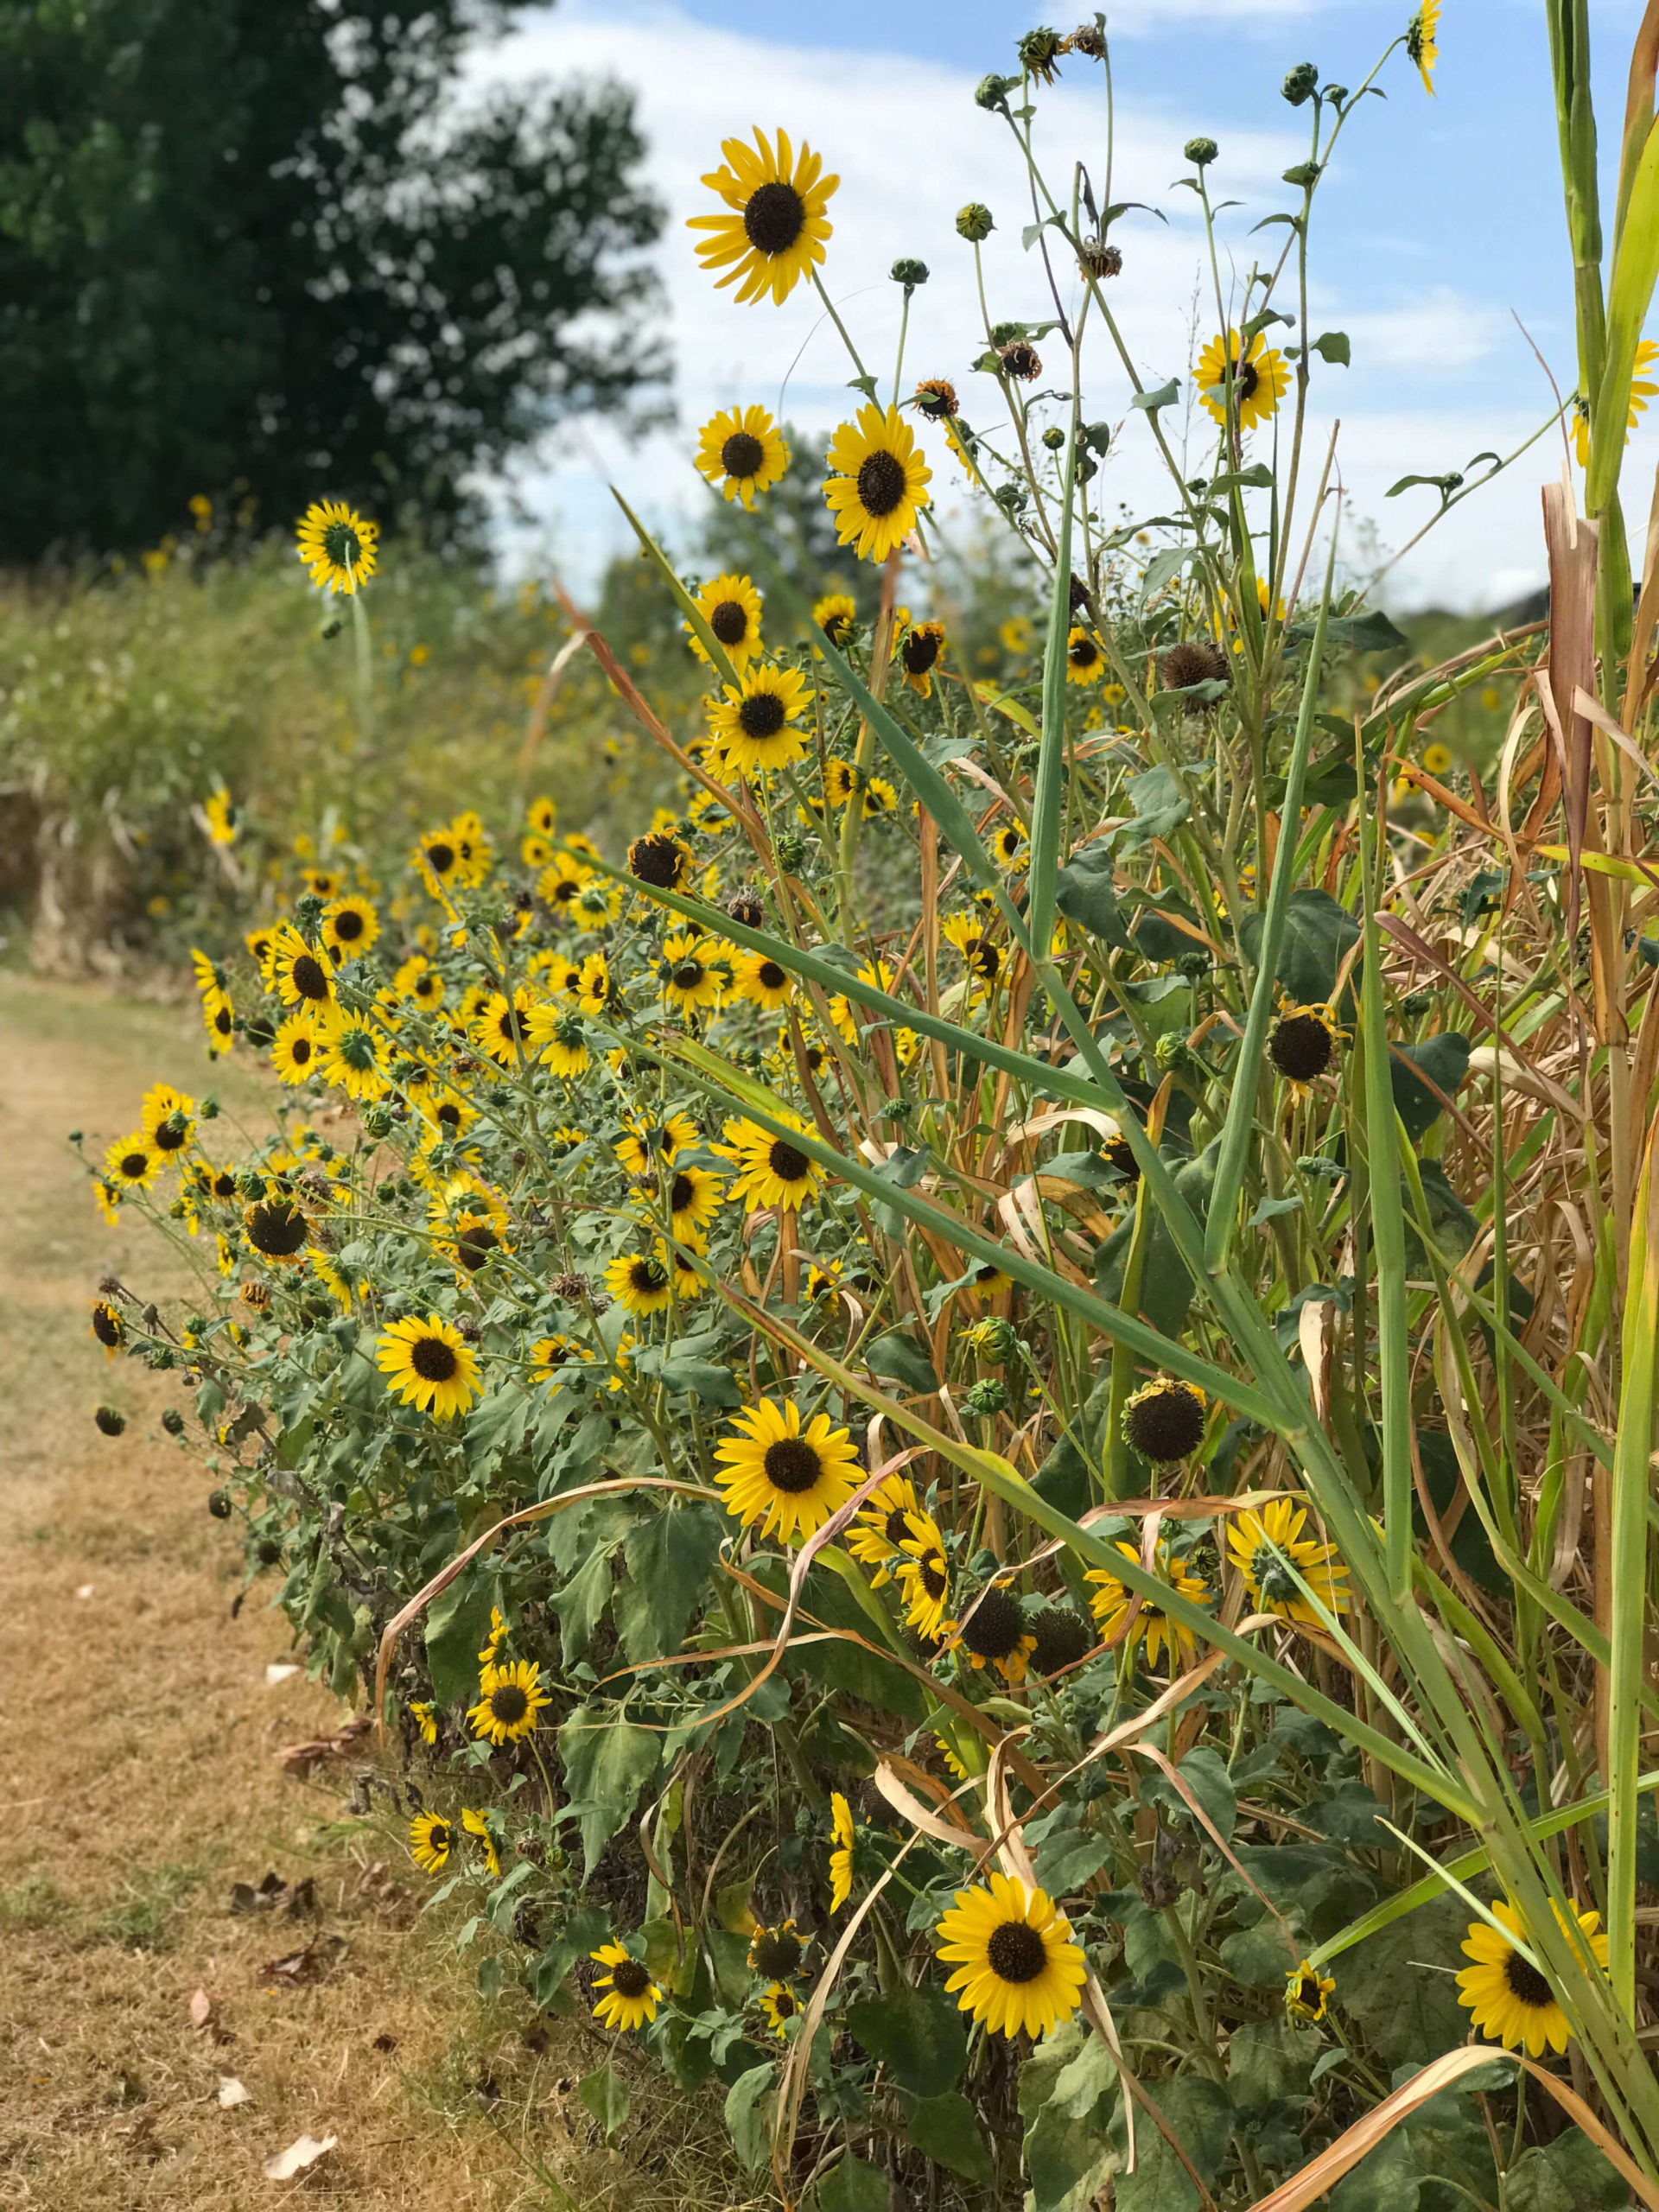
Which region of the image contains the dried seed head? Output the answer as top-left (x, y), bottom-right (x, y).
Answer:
top-left (1122, 1378), bottom-right (1207, 1464)
top-left (999, 340), bottom-right (1042, 383)
top-left (1159, 640), bottom-right (1230, 695)
top-left (914, 377), bottom-right (960, 420)
top-left (1030, 1605), bottom-right (1095, 1677)
top-left (1078, 236), bottom-right (1122, 279)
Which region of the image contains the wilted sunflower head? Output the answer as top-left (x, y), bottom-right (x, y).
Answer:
top-left (1122, 1376), bottom-right (1207, 1463)
top-left (627, 830), bottom-right (690, 889)
top-left (1268, 1004), bottom-right (1339, 1086)
top-left (1160, 640), bottom-right (1230, 694)
top-left (913, 377), bottom-right (960, 420)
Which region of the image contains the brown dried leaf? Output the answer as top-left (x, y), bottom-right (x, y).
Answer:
top-left (188, 1987), bottom-right (213, 2030)
top-left (262, 2131), bottom-right (337, 2181)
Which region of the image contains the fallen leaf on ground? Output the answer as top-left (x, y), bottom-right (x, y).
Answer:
top-left (276, 1714), bottom-right (372, 1775)
top-left (217, 2075), bottom-right (251, 2108)
top-left (188, 1988), bottom-right (213, 2029)
top-left (260, 1933), bottom-right (346, 1985)
top-left (263, 2132), bottom-right (336, 2180)
top-left (264, 1662), bottom-right (300, 1687)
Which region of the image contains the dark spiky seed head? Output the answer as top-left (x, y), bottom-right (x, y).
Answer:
top-left (727, 891), bottom-right (766, 930)
top-left (752, 1927), bottom-right (804, 1978)
top-left (1123, 1379), bottom-right (1207, 1464)
top-left (1030, 1605), bottom-right (1095, 1676)
top-left (1069, 23), bottom-right (1107, 57)
top-left (1000, 340), bottom-right (1042, 382)
top-left (94, 1404), bottom-right (125, 1436)
top-left (1078, 238), bottom-right (1122, 278)
top-left (962, 1585), bottom-right (1028, 1660)
top-left (1269, 1011), bottom-right (1337, 1084)
top-left (915, 377), bottom-right (959, 419)
top-left (1160, 640), bottom-right (1230, 695)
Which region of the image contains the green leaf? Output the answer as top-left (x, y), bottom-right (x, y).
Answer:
top-left (1330, 2130), bottom-right (1422, 2212)
top-left (557, 1706), bottom-right (659, 1878)
top-left (1140, 1744), bottom-right (1236, 1840)
top-left (865, 1328), bottom-right (939, 1395)
top-left (1288, 607), bottom-right (1408, 653)
top-left (1113, 2077), bottom-right (1233, 2212)
top-left (1035, 1829), bottom-right (1115, 1896)
top-left (658, 1353), bottom-right (741, 1406)
top-left (1116, 764), bottom-right (1189, 848)
top-left (1054, 843), bottom-right (1133, 947)
top-left (1141, 543), bottom-right (1198, 601)
top-left (577, 2063), bottom-right (629, 2137)
top-left (1390, 1033), bottom-right (1471, 1142)
top-left (423, 1567), bottom-right (497, 1710)
top-left (614, 1503), bottom-right (726, 1663)
top-left (907, 2090), bottom-right (994, 2181)
top-left (1226, 2018), bottom-right (1318, 2110)
top-left (1239, 886), bottom-right (1359, 1006)
top-left (1337, 1889), bottom-right (1472, 2069)
top-left (530, 1902), bottom-right (611, 2009)
top-left (551, 1542), bottom-right (614, 1664)
top-left (1311, 329), bottom-right (1351, 365)
top-left (1020, 2024), bottom-right (1119, 2212)
top-left (723, 2060), bottom-right (776, 2172)
top-left (845, 1982), bottom-right (967, 2097)
top-left (1502, 2132), bottom-right (1629, 2212)
top-left (811, 2153), bottom-right (889, 2212)
top-left (1131, 378), bottom-right (1179, 412)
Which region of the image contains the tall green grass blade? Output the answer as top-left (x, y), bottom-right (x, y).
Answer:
top-left (1026, 422), bottom-right (1077, 953)
top-left (1590, 112), bottom-right (1659, 513)
top-left (1204, 521), bottom-right (1338, 1269)
top-left (610, 487), bottom-right (743, 691)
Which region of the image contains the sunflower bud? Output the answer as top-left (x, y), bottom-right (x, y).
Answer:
top-left (237, 1170), bottom-right (266, 1201)
top-left (293, 892), bottom-right (324, 932)
top-left (1282, 161), bottom-right (1322, 188)
top-left (974, 73), bottom-right (1014, 111)
top-left (95, 1404), bottom-right (126, 1436)
top-left (162, 1407), bottom-right (184, 1436)
top-left (1078, 236), bottom-right (1122, 279)
top-left (207, 1489), bottom-right (232, 1518)
top-left (890, 257), bottom-right (929, 288)
top-left (774, 831), bottom-right (808, 873)
top-left (1041, 426), bottom-right (1065, 451)
top-left (956, 201), bottom-right (995, 242)
top-left (1184, 136), bottom-right (1219, 168)
top-left (1281, 60), bottom-right (1319, 105)
top-left (361, 1104), bottom-right (394, 1140)
top-left (963, 1377), bottom-right (1010, 1417)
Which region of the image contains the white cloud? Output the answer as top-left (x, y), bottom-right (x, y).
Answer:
top-left (460, 0), bottom-right (1621, 613)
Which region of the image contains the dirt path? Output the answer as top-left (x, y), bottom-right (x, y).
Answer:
top-left (0, 975), bottom-right (674, 2212)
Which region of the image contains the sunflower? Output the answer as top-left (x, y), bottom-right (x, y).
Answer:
top-left (824, 404), bottom-right (932, 563)
top-left (375, 1313), bottom-right (481, 1421)
top-left (1421, 742), bottom-right (1454, 778)
top-left (615, 1113), bottom-right (699, 1176)
top-left (689, 573), bottom-right (765, 670)
top-left (461, 1807), bottom-right (501, 1879)
top-left (721, 1113), bottom-right (824, 1213)
top-left (1407, 0), bottom-right (1440, 93)
top-left (1064, 627), bottom-right (1107, 685)
top-left (535, 851), bottom-right (591, 918)
top-left (696, 404), bottom-right (790, 507)
top-left (140, 1082), bottom-right (196, 1158)
top-left (409, 1700), bottom-right (438, 1747)
top-left (266, 923), bottom-right (336, 1013)
top-left (472, 988), bottom-right (537, 1069)
top-left (950, 1582), bottom-right (1037, 1684)
top-left (296, 498), bottom-right (378, 594)
top-left (935, 1874), bottom-right (1088, 2041)
top-left (524, 1001), bottom-right (591, 1077)
top-left (321, 893), bottom-right (379, 963)
top-left (627, 830), bottom-right (691, 891)
top-left (759, 1982), bottom-right (801, 2037)
top-left (748, 1917), bottom-right (806, 1979)
top-left (646, 1162), bottom-right (726, 1241)
top-left (606, 1250), bottom-right (675, 1317)
top-left (847, 1474), bottom-right (929, 1584)
top-left (897, 1529), bottom-right (953, 1642)
top-left (715, 1395), bottom-right (861, 1544)
top-left (200, 982), bottom-right (237, 1054)
top-left (689, 127), bottom-right (837, 305)
top-left (409, 1811), bottom-right (454, 1872)
top-left (1268, 1002), bottom-right (1340, 1091)
top-left (1085, 1539), bottom-right (1210, 1671)
top-left (575, 952), bottom-right (615, 1018)
top-left (813, 592), bottom-right (858, 649)
top-left (531, 1334), bottom-right (588, 1390)
top-left (709, 664), bottom-right (813, 779)
top-left (942, 911), bottom-right (1004, 993)
top-left (316, 1010), bottom-right (390, 1102)
top-left (899, 620), bottom-right (946, 698)
top-left (732, 946), bottom-right (794, 1012)
top-left (812, 1791), bottom-right (854, 1913)
top-left (448, 810), bottom-right (494, 888)
top-left (1122, 1376), bottom-right (1208, 1463)
top-left (992, 821), bottom-right (1027, 871)
top-left (91, 1299), bottom-right (124, 1357)
top-left (467, 1657), bottom-right (550, 1745)
top-left (244, 1195), bottom-right (311, 1263)
top-left (429, 1178), bottom-right (513, 1277)
top-left (202, 785), bottom-right (237, 845)
top-left (656, 931), bottom-right (723, 1015)
top-left (1197, 328), bottom-right (1290, 432)
top-left (590, 1942), bottom-right (664, 2031)
top-left (301, 867), bottom-right (342, 900)
top-left (1457, 1898), bottom-right (1607, 2056)
top-left (1286, 1960), bottom-right (1336, 2024)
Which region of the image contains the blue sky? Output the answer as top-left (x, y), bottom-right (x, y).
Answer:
top-left (474, 0), bottom-right (1657, 609)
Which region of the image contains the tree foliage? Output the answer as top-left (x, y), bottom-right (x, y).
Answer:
top-left (0, 0), bottom-right (666, 560)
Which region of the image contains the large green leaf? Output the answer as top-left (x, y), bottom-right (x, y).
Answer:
top-left (613, 1503), bottom-right (726, 1662)
top-left (1054, 842), bottom-right (1133, 948)
top-left (906, 2090), bottom-right (995, 2182)
top-left (423, 1567), bottom-right (498, 1710)
top-left (723, 2061), bottom-right (776, 2173)
top-left (1237, 887), bottom-right (1358, 1006)
top-left (1020, 2025), bottom-right (1119, 2212)
top-left (1390, 1033), bottom-right (1471, 1142)
top-left (811, 2154), bottom-right (889, 2212)
top-left (577, 2063), bottom-right (629, 2137)
top-left (1502, 2131), bottom-right (1629, 2211)
top-left (1112, 2077), bottom-right (1233, 2212)
top-left (845, 1982), bottom-right (967, 2098)
top-left (550, 1541), bottom-right (615, 1664)
top-left (1337, 1890), bottom-right (1472, 2068)
top-left (557, 1705), bottom-right (660, 1878)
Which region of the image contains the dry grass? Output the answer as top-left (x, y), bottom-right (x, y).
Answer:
top-left (0, 973), bottom-right (750, 2211)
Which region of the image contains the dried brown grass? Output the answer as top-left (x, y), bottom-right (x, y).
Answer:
top-left (0, 974), bottom-right (748, 2212)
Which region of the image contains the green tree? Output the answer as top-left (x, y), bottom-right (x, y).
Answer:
top-left (0, 0), bottom-right (665, 562)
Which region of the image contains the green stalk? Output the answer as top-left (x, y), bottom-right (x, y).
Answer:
top-left (1026, 417), bottom-right (1078, 955)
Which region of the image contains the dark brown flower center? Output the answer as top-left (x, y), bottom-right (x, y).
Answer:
top-left (986, 1919), bottom-right (1047, 1983)
top-left (753, 1929), bottom-right (803, 1977)
top-left (291, 953), bottom-right (330, 1001)
top-left (248, 1200), bottom-right (308, 1255)
top-left (119, 1151), bottom-right (149, 1178)
top-left (1269, 1013), bottom-right (1335, 1084)
top-left (332, 907), bottom-right (365, 941)
top-left (670, 1173), bottom-right (695, 1212)
top-left (963, 1586), bottom-right (1027, 1660)
top-left (428, 1821), bottom-right (451, 1854)
top-left (489, 1681), bottom-right (530, 1726)
top-left (672, 962), bottom-right (705, 989)
top-left (155, 1115), bottom-right (188, 1151)
top-left (213, 1004), bottom-right (234, 1036)
top-left (92, 1305), bottom-right (122, 1345)
top-left (883, 1506), bottom-right (913, 1545)
top-left (437, 1102), bottom-right (461, 1128)
top-left (629, 1258), bottom-right (669, 1294)
top-left (456, 1224), bottom-right (498, 1270)
top-left (611, 1959), bottom-right (652, 1998)
top-left (629, 834), bottom-right (685, 888)
top-left (856, 448), bottom-right (908, 518)
top-left (743, 179), bottom-right (805, 256)
top-left (426, 841), bottom-right (455, 874)
top-left (1124, 1382), bottom-right (1205, 1463)
top-left (763, 1437), bottom-right (823, 1494)
top-left (738, 691), bottom-right (787, 740)
top-left (410, 1334), bottom-right (459, 1382)
top-left (289, 1034), bottom-right (314, 1065)
top-left (759, 961), bottom-right (786, 990)
top-left (768, 1140), bottom-right (810, 1183)
top-left (918, 1552), bottom-right (949, 1599)
top-left (721, 430), bottom-right (766, 478)
top-left (968, 939), bottom-right (1000, 982)
top-left (1503, 1949), bottom-right (1553, 2010)
top-left (213, 1171), bottom-right (238, 1198)
top-left (710, 598), bottom-right (750, 645)
top-left (1068, 636), bottom-right (1100, 668)
top-left (903, 629), bottom-right (942, 674)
